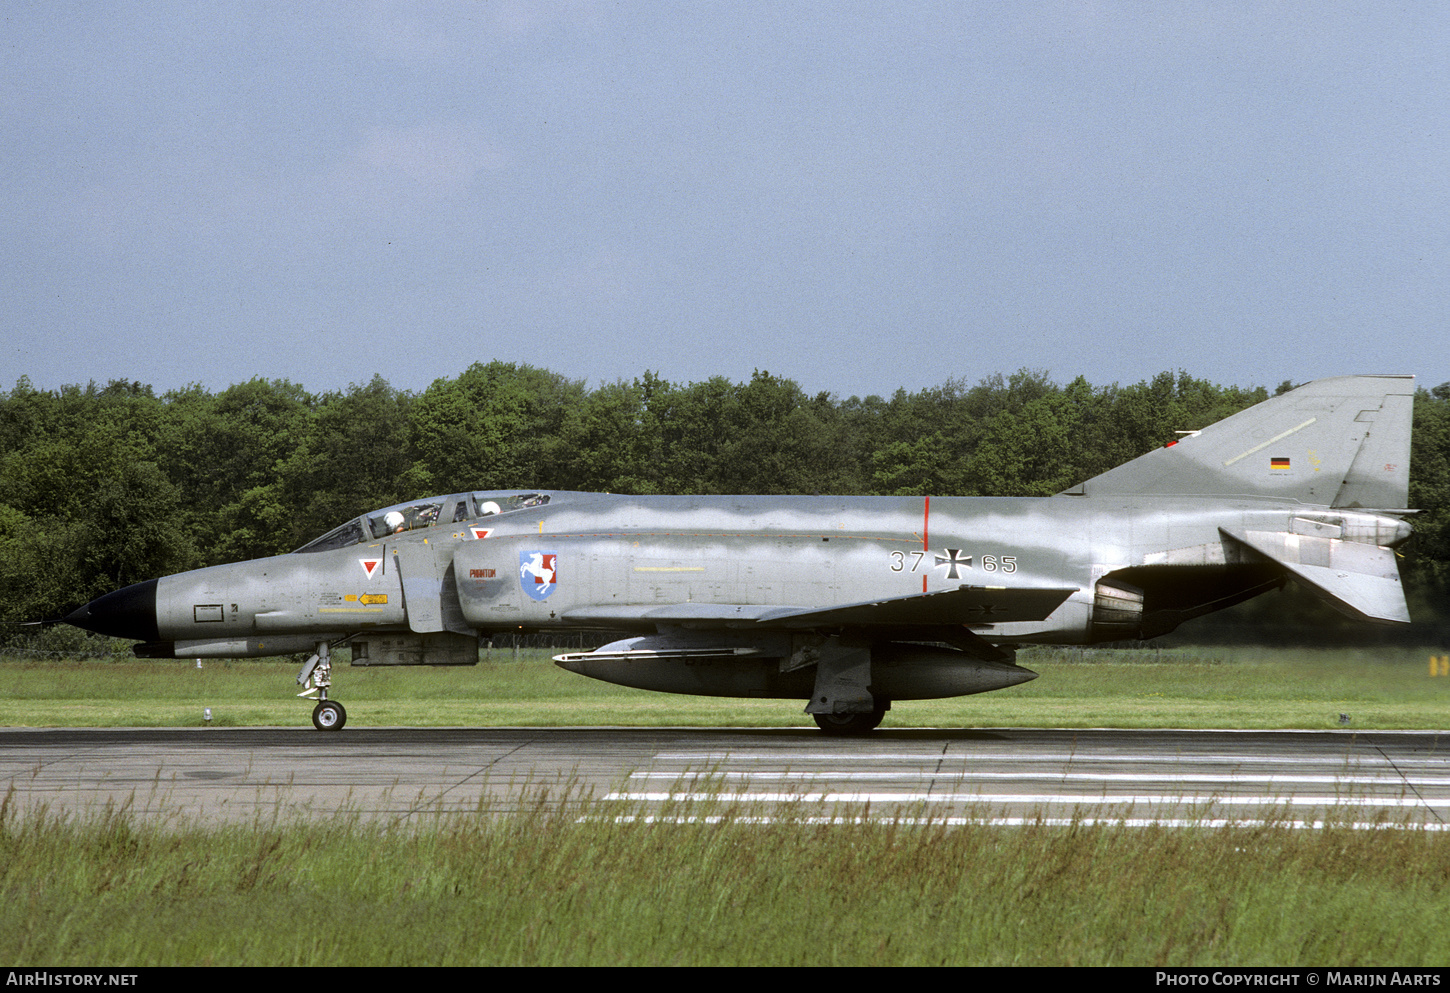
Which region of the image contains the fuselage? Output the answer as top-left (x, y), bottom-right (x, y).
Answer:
top-left (67, 488), bottom-right (1411, 658)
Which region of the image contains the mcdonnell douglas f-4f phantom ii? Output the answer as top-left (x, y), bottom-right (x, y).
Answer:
top-left (63, 375), bottom-right (1416, 733)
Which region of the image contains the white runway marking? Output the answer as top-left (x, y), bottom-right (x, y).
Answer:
top-left (606, 790), bottom-right (1450, 809)
top-left (629, 770), bottom-right (1450, 787)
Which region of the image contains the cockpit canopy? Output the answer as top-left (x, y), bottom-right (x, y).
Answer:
top-left (294, 491), bottom-right (552, 554)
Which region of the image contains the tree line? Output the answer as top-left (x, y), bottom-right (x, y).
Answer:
top-left (2, 363), bottom-right (1447, 639)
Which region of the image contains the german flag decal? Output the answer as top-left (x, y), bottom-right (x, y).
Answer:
top-left (1270, 456), bottom-right (1291, 470)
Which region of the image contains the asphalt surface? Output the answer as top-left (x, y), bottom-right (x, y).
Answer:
top-left (2, 726), bottom-right (1448, 828)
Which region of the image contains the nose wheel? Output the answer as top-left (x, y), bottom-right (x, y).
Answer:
top-left (312, 699), bottom-right (347, 731)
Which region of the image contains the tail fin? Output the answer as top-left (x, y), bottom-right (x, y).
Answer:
top-left (1066, 375), bottom-right (1414, 507)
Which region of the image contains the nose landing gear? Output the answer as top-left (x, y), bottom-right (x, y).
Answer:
top-left (298, 642), bottom-right (348, 731)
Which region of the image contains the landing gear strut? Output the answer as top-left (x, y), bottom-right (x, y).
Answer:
top-left (297, 642), bottom-right (347, 731)
top-left (801, 636), bottom-right (886, 734)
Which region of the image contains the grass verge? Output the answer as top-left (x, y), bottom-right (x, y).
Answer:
top-left (1, 784), bottom-right (1447, 966)
top-left (1, 645), bottom-right (1448, 729)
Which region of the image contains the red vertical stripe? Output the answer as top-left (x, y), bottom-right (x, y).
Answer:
top-left (922, 495), bottom-right (930, 592)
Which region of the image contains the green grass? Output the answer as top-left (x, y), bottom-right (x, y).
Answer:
top-left (0, 645), bottom-right (1447, 729)
top-left (2, 787), bottom-right (1449, 966)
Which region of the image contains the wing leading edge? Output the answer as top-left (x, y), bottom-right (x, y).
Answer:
top-left (560, 584), bottom-right (1077, 630)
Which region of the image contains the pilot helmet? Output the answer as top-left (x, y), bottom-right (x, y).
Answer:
top-left (384, 511), bottom-right (406, 532)
top-left (479, 501), bottom-right (502, 516)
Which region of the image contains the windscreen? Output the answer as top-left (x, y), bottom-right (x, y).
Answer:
top-left (293, 492), bottom-right (552, 553)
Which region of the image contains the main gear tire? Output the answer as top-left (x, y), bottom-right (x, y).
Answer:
top-left (812, 708), bottom-right (885, 735)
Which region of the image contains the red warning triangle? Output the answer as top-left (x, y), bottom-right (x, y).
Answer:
top-left (470, 527), bottom-right (493, 540)
top-left (360, 558), bottom-right (382, 579)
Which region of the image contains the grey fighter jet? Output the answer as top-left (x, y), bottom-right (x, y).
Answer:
top-left (63, 375), bottom-right (1416, 733)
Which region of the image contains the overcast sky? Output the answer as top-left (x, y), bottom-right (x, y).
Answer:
top-left (4, 2), bottom-right (1447, 401)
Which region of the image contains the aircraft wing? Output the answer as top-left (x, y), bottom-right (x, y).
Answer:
top-left (1219, 526), bottom-right (1410, 624)
top-left (560, 585), bottom-right (1077, 631)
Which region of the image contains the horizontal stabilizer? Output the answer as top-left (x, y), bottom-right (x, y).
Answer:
top-left (1220, 527), bottom-right (1410, 623)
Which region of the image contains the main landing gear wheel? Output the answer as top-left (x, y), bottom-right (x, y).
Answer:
top-left (312, 700), bottom-right (347, 731)
top-left (812, 708), bottom-right (886, 735)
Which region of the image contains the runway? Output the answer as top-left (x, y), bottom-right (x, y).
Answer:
top-left (2, 726), bottom-right (1448, 829)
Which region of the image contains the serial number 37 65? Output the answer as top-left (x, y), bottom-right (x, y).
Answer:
top-left (889, 550), bottom-right (1017, 574)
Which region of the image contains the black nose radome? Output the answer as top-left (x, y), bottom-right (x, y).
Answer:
top-left (64, 579), bottom-right (160, 641)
